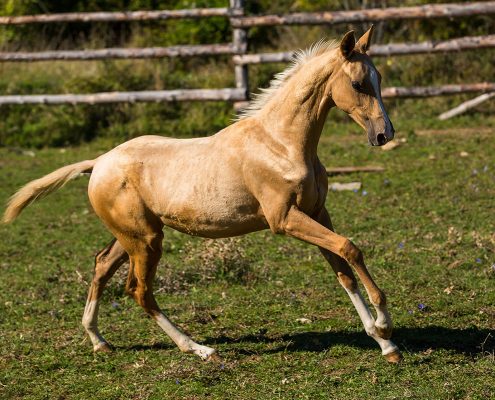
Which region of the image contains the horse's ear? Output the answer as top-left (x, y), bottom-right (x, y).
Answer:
top-left (355, 25), bottom-right (374, 53)
top-left (340, 30), bottom-right (356, 60)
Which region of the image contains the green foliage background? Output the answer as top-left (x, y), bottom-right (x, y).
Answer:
top-left (0, 0), bottom-right (493, 147)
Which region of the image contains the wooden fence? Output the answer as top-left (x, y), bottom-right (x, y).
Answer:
top-left (0, 1), bottom-right (494, 106)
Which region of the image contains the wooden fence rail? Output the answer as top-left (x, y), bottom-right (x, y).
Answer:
top-left (381, 83), bottom-right (495, 98)
top-left (0, 43), bottom-right (238, 62)
top-left (234, 34), bottom-right (495, 65)
top-left (0, 1), bottom-right (494, 107)
top-left (1, 34), bottom-right (493, 63)
top-left (232, 1), bottom-right (495, 28)
top-left (0, 8), bottom-right (235, 24)
top-left (0, 83), bottom-right (492, 106)
top-left (0, 88), bottom-right (247, 105)
top-left (0, 1), bottom-right (493, 26)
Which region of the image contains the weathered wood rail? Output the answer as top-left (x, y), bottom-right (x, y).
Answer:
top-left (381, 83), bottom-right (495, 98)
top-left (0, 1), bottom-right (493, 106)
top-left (1, 1), bottom-right (493, 26)
top-left (234, 35), bottom-right (495, 65)
top-left (0, 8), bottom-right (236, 24)
top-left (231, 1), bottom-right (495, 28)
top-left (2, 83), bottom-right (493, 106)
top-left (1, 34), bottom-right (494, 63)
top-left (0, 44), bottom-right (239, 62)
top-left (0, 89), bottom-right (247, 105)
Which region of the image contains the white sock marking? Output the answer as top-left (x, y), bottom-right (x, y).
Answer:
top-left (344, 288), bottom-right (398, 355)
top-left (82, 299), bottom-right (108, 348)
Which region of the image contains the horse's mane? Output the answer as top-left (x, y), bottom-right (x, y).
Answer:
top-left (237, 39), bottom-right (338, 120)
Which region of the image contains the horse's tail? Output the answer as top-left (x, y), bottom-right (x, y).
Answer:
top-left (2, 159), bottom-right (95, 224)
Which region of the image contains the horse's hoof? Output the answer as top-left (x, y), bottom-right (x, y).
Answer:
top-left (206, 352), bottom-right (223, 363)
top-left (375, 325), bottom-right (392, 340)
top-left (384, 349), bottom-right (403, 364)
top-left (94, 342), bottom-right (113, 353)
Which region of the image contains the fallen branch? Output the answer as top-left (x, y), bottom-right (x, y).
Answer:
top-left (326, 166), bottom-right (385, 175)
top-left (438, 92), bottom-right (495, 120)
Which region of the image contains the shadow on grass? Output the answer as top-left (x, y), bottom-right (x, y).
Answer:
top-left (115, 342), bottom-right (175, 352)
top-left (116, 326), bottom-right (494, 357)
top-left (203, 326), bottom-right (494, 356)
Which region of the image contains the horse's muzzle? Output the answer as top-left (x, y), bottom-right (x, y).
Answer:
top-left (369, 124), bottom-right (395, 146)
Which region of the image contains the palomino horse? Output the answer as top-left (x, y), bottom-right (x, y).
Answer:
top-left (3, 27), bottom-right (401, 363)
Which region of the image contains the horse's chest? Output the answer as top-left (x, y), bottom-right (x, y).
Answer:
top-left (289, 166), bottom-right (327, 216)
top-left (295, 178), bottom-right (320, 214)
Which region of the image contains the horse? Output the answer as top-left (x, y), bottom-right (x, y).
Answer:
top-left (3, 27), bottom-right (401, 363)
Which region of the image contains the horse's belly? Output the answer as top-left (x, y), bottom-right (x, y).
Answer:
top-left (153, 178), bottom-right (266, 238)
top-left (159, 201), bottom-right (267, 238)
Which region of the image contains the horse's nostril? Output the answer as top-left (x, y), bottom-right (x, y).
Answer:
top-left (376, 133), bottom-right (386, 145)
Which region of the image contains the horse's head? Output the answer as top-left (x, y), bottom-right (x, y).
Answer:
top-left (330, 27), bottom-right (394, 146)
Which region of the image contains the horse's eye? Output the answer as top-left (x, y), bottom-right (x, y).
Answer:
top-left (351, 81), bottom-right (362, 91)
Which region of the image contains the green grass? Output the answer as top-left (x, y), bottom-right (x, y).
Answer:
top-left (0, 114), bottom-right (494, 399)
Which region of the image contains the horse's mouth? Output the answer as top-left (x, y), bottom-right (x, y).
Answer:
top-left (368, 133), bottom-right (388, 146)
top-left (376, 133), bottom-right (387, 145)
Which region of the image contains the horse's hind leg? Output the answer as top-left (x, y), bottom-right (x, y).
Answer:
top-left (82, 238), bottom-right (128, 352)
top-left (121, 232), bottom-right (217, 361)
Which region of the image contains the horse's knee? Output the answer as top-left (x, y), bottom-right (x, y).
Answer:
top-left (340, 239), bottom-right (364, 266)
top-left (129, 286), bottom-right (147, 309)
top-left (131, 282), bottom-right (158, 315)
top-left (93, 239), bottom-right (127, 284)
top-left (337, 271), bottom-right (358, 291)
top-left (125, 269), bottom-right (137, 297)
top-left (95, 239), bottom-right (117, 266)
top-left (371, 289), bottom-right (387, 307)
top-left (133, 289), bottom-right (146, 309)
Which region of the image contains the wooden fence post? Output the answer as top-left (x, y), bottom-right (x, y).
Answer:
top-left (230, 0), bottom-right (249, 110)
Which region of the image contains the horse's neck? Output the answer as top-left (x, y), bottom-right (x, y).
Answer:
top-left (257, 60), bottom-right (336, 159)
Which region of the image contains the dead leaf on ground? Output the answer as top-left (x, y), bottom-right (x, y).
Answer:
top-left (381, 140), bottom-right (401, 151)
top-left (447, 260), bottom-right (463, 269)
top-left (443, 285), bottom-right (454, 295)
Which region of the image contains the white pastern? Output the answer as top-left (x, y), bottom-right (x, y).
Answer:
top-left (82, 299), bottom-right (108, 349)
top-left (155, 313), bottom-right (216, 360)
top-left (344, 288), bottom-right (398, 355)
top-left (374, 303), bottom-right (392, 331)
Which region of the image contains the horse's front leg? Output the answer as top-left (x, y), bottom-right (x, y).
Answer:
top-left (279, 205), bottom-right (402, 362)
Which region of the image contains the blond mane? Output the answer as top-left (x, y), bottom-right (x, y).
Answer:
top-left (238, 39), bottom-right (338, 119)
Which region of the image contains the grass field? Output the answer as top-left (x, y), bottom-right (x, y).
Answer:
top-left (0, 111), bottom-right (494, 399)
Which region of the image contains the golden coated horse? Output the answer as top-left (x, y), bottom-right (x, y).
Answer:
top-left (3, 27), bottom-right (401, 363)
